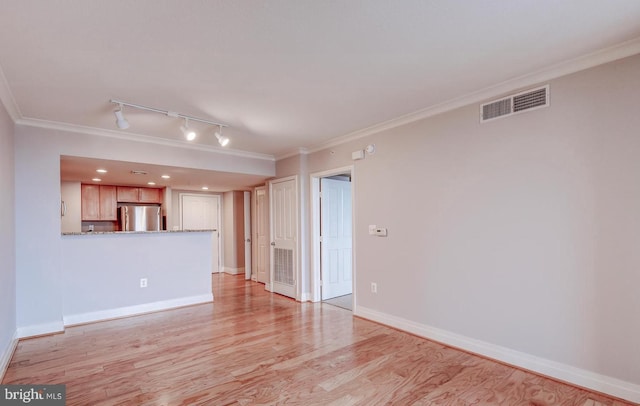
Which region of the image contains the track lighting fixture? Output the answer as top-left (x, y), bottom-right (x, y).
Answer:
top-left (114, 104), bottom-right (130, 129)
top-left (109, 99), bottom-right (230, 146)
top-left (180, 118), bottom-right (197, 141)
top-left (214, 126), bottom-right (230, 147)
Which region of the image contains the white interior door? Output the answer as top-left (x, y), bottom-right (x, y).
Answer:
top-left (321, 178), bottom-right (352, 300)
top-left (255, 186), bottom-right (269, 284)
top-left (244, 191), bottom-right (252, 280)
top-left (181, 194), bottom-right (220, 273)
top-left (270, 177), bottom-right (297, 299)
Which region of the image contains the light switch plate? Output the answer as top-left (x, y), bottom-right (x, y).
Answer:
top-left (374, 228), bottom-right (388, 237)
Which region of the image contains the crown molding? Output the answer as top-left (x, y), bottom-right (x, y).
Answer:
top-left (303, 36), bottom-right (640, 156)
top-left (16, 117), bottom-right (276, 162)
top-left (0, 64), bottom-right (21, 122)
top-left (4, 36), bottom-right (639, 162)
top-left (276, 147), bottom-right (310, 161)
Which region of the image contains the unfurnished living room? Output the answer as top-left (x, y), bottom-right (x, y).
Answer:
top-left (1, 1), bottom-right (640, 405)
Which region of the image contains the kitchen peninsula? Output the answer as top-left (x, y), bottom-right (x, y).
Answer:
top-left (59, 229), bottom-right (215, 328)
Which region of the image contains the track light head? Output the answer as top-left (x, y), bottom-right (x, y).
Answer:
top-left (180, 118), bottom-right (197, 141)
top-left (215, 127), bottom-right (230, 147)
top-left (114, 105), bottom-right (129, 129)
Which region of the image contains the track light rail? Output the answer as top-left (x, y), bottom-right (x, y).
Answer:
top-left (109, 99), bottom-right (228, 128)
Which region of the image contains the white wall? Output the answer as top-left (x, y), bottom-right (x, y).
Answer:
top-left (61, 232), bottom-right (212, 324)
top-left (278, 54), bottom-right (640, 398)
top-left (15, 126), bottom-right (64, 335)
top-left (14, 126), bottom-right (275, 335)
top-left (0, 92), bottom-right (16, 375)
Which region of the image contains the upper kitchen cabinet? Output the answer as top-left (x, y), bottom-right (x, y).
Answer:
top-left (116, 186), bottom-right (138, 202)
top-left (139, 187), bottom-right (162, 203)
top-left (81, 184), bottom-right (117, 221)
top-left (117, 186), bottom-right (162, 204)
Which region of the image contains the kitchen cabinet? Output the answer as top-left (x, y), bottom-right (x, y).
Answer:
top-left (139, 187), bottom-right (162, 203)
top-left (117, 186), bottom-right (162, 203)
top-left (81, 184), bottom-right (117, 221)
top-left (116, 186), bottom-right (138, 202)
top-left (61, 181), bottom-right (82, 233)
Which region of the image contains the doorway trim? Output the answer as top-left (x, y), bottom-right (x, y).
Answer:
top-left (310, 165), bottom-right (355, 306)
top-left (253, 185), bottom-right (269, 286)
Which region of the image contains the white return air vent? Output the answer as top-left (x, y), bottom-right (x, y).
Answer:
top-left (480, 85), bottom-right (549, 122)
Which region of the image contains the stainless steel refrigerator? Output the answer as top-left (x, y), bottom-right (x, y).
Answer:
top-left (119, 205), bottom-right (161, 231)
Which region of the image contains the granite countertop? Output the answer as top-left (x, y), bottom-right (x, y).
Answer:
top-left (62, 229), bottom-right (216, 236)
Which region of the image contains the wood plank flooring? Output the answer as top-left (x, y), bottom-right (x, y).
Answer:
top-left (3, 274), bottom-right (635, 405)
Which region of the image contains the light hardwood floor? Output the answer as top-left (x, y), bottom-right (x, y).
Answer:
top-left (3, 274), bottom-right (634, 405)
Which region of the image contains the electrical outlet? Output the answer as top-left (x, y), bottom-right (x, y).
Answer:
top-left (140, 278), bottom-right (148, 288)
top-left (371, 282), bottom-right (377, 293)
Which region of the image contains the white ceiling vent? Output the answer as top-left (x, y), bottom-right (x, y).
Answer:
top-left (480, 85), bottom-right (549, 123)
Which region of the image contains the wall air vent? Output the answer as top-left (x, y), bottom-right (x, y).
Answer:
top-left (480, 85), bottom-right (549, 123)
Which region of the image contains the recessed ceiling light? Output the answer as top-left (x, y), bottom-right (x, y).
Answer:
top-left (148, 181), bottom-right (156, 186)
top-left (201, 186), bottom-right (209, 190)
top-left (96, 169), bottom-right (107, 173)
top-left (92, 178), bottom-right (102, 182)
top-left (161, 175), bottom-right (170, 179)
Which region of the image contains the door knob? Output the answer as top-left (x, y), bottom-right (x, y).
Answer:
top-left (270, 242), bottom-right (276, 246)
top-left (246, 238), bottom-right (251, 243)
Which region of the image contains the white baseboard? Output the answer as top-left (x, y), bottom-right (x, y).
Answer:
top-left (355, 306), bottom-right (640, 404)
top-left (0, 330), bottom-right (18, 381)
top-left (16, 321), bottom-right (64, 339)
top-left (63, 294), bottom-right (214, 327)
top-left (223, 267), bottom-right (243, 275)
top-left (300, 292), bottom-right (311, 302)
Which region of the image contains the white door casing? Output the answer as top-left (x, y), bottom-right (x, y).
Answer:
top-left (270, 177), bottom-right (297, 299)
top-left (244, 191), bottom-right (252, 280)
top-left (180, 194), bottom-right (221, 273)
top-left (255, 186), bottom-right (269, 285)
top-left (320, 177), bottom-right (353, 300)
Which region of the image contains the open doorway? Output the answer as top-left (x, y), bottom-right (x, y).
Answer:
top-left (311, 166), bottom-right (354, 311)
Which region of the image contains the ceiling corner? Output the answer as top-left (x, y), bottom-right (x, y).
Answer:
top-left (0, 63), bottom-right (21, 122)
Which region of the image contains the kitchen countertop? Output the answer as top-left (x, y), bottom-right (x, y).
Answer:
top-left (62, 229), bottom-right (216, 236)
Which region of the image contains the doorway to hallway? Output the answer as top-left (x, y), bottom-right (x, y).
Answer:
top-left (311, 166), bottom-right (355, 311)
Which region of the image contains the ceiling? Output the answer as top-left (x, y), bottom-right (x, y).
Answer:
top-left (2, 1), bottom-right (640, 189)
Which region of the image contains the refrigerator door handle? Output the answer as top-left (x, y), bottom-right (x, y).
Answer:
top-left (61, 200), bottom-right (67, 217)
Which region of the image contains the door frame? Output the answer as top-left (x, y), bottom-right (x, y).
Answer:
top-left (244, 190), bottom-right (252, 280)
top-left (253, 185), bottom-right (269, 284)
top-left (310, 166), bottom-right (355, 305)
top-left (179, 193), bottom-right (223, 273)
